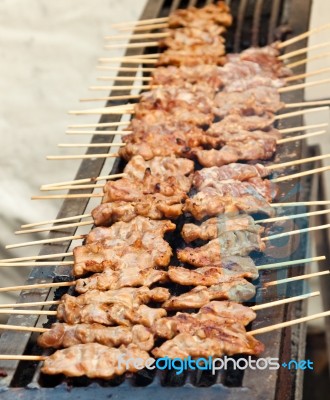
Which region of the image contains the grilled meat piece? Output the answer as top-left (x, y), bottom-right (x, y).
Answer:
top-left (102, 173), bottom-right (187, 204)
top-left (151, 65), bottom-right (223, 89)
top-left (57, 288), bottom-right (168, 326)
top-left (41, 343), bottom-right (150, 379)
top-left (163, 279), bottom-right (256, 310)
top-left (184, 191), bottom-right (275, 219)
top-left (193, 163), bottom-right (270, 187)
top-left (208, 113), bottom-right (275, 133)
top-left (177, 231), bottom-right (265, 266)
top-left (182, 215), bottom-right (264, 243)
top-left (168, 2), bottom-right (232, 29)
top-left (124, 155), bottom-right (194, 181)
top-left (157, 48), bottom-right (227, 67)
top-left (168, 262), bottom-right (258, 285)
top-left (152, 327), bottom-right (263, 359)
top-left (213, 87), bottom-right (284, 118)
top-left (92, 192), bottom-right (186, 226)
top-left (86, 216), bottom-right (175, 245)
top-left (76, 267), bottom-right (168, 293)
top-left (38, 323), bottom-right (154, 351)
top-left (155, 301), bottom-right (257, 339)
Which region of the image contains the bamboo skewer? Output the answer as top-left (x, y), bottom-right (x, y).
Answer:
top-left (276, 106), bottom-right (329, 119)
top-left (250, 291), bottom-right (320, 311)
top-left (278, 123), bottom-right (328, 134)
top-left (66, 130), bottom-right (131, 135)
top-left (256, 255), bottom-right (326, 270)
top-left (248, 310), bottom-right (330, 336)
top-left (6, 235), bottom-right (85, 249)
top-left (0, 252), bottom-right (73, 263)
top-left (277, 23), bottom-right (330, 49)
top-left (15, 220), bottom-right (94, 235)
top-left (0, 324), bottom-right (48, 333)
top-left (265, 271), bottom-right (330, 287)
top-left (96, 66), bottom-right (155, 72)
top-left (41, 174), bottom-right (125, 189)
top-left (41, 184), bottom-right (104, 191)
top-left (271, 201), bottom-right (330, 207)
top-left (287, 52), bottom-right (330, 69)
top-left (111, 16), bottom-right (169, 28)
top-left (285, 67), bottom-right (330, 82)
top-left (278, 40), bottom-right (330, 61)
top-left (104, 41), bottom-right (159, 49)
top-left (257, 209), bottom-right (330, 224)
top-left (0, 261), bottom-right (74, 267)
top-left (97, 76), bottom-right (152, 82)
top-left (80, 96), bottom-right (139, 102)
top-left (105, 32), bottom-right (169, 40)
top-left (22, 214), bottom-right (92, 228)
top-left (45, 131), bottom-right (327, 160)
top-left (278, 78), bottom-right (330, 93)
top-left (0, 300), bottom-right (60, 309)
top-left (269, 152), bottom-right (330, 170)
top-left (88, 84), bottom-right (157, 91)
top-left (32, 193), bottom-right (104, 200)
top-left (115, 23), bottom-right (169, 32)
top-left (262, 223), bottom-right (330, 242)
top-left (0, 281), bottom-right (75, 292)
top-left (272, 165), bottom-right (330, 183)
top-left (68, 121), bottom-right (128, 129)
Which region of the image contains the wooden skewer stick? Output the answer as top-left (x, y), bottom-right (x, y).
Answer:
top-left (47, 131), bottom-right (327, 160)
top-left (68, 121), bottom-right (128, 129)
top-left (80, 94), bottom-right (140, 102)
top-left (0, 310), bottom-right (57, 315)
top-left (272, 165), bottom-right (330, 183)
top-left (251, 291), bottom-right (320, 311)
top-left (41, 173), bottom-right (126, 189)
top-left (0, 355), bottom-right (47, 361)
top-left (68, 107), bottom-right (134, 116)
top-left (0, 324), bottom-right (48, 333)
top-left (22, 214), bottom-right (92, 228)
top-left (98, 58), bottom-right (157, 65)
top-left (271, 201), bottom-right (330, 207)
top-left (0, 252), bottom-right (73, 263)
top-left (88, 84), bottom-right (157, 91)
top-left (248, 310), bottom-right (330, 336)
top-left (104, 41), bottom-right (159, 49)
top-left (277, 23), bottom-right (330, 49)
top-left (58, 143), bottom-right (125, 148)
top-left (0, 300), bottom-right (60, 309)
top-left (66, 130), bottom-right (131, 135)
top-left (32, 193), bottom-right (103, 200)
top-left (111, 16), bottom-right (169, 28)
top-left (262, 223), bottom-right (330, 242)
top-left (265, 271), bottom-right (330, 287)
top-left (257, 209), bottom-right (330, 224)
top-left (0, 261), bottom-right (73, 267)
top-left (283, 100), bottom-right (330, 108)
top-left (41, 184), bottom-right (104, 191)
top-left (256, 255), bottom-right (326, 270)
top-left (287, 52), bottom-right (330, 69)
top-left (96, 66), bottom-right (155, 72)
top-left (116, 23), bottom-right (169, 32)
top-left (269, 152), bottom-right (330, 170)
top-left (279, 78), bottom-right (330, 93)
top-left (0, 281), bottom-right (75, 292)
top-left (99, 53), bottom-right (160, 62)
top-left (276, 129), bottom-right (326, 144)
top-left (46, 154), bottom-right (119, 161)
top-left (279, 123), bottom-right (328, 134)
top-left (15, 220), bottom-right (93, 235)
top-left (97, 76), bottom-right (152, 82)
top-left (278, 40), bottom-right (330, 61)
top-left (105, 32), bottom-right (169, 40)
top-left (285, 67), bottom-right (330, 82)
top-left (6, 234), bottom-right (85, 249)
top-left (275, 106), bottom-right (329, 119)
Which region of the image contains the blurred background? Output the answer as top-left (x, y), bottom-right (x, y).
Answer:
top-left (0, 0), bottom-right (329, 396)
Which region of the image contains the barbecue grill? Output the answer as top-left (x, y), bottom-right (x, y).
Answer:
top-left (1, 0), bottom-right (329, 399)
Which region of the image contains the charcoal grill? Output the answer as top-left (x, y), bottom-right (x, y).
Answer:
top-left (1, 0), bottom-right (329, 399)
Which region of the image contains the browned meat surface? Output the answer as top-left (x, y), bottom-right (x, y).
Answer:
top-left (177, 232), bottom-right (265, 266)
top-left (92, 192), bottom-right (186, 226)
top-left (208, 113), bottom-right (275, 133)
top-left (168, 2), bottom-right (232, 29)
top-left (191, 177), bottom-right (278, 202)
top-left (124, 155), bottom-right (194, 184)
top-left (157, 48), bottom-right (227, 67)
top-left (102, 173), bottom-right (187, 204)
top-left (41, 343), bottom-right (150, 379)
top-left (168, 262), bottom-right (258, 285)
top-left (75, 267), bottom-right (168, 293)
top-left (154, 301), bottom-right (256, 339)
top-left (38, 323), bottom-right (154, 351)
top-left (181, 215), bottom-right (264, 243)
top-left (193, 163), bottom-right (270, 187)
top-left (163, 279), bottom-right (256, 309)
top-left (152, 326), bottom-right (263, 359)
top-left (57, 288), bottom-right (169, 326)
top-left (213, 87), bottom-right (284, 118)
top-left (184, 191), bottom-right (275, 219)
top-left (151, 65), bottom-right (223, 89)
top-left (86, 217), bottom-right (175, 245)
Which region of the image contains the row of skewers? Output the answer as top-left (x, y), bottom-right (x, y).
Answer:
top-left (1, 1), bottom-right (330, 382)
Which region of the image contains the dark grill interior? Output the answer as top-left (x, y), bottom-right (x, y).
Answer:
top-left (0, 1), bottom-right (321, 399)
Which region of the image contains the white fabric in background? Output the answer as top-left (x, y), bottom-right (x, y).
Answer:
top-left (0, 0), bottom-right (146, 308)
